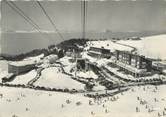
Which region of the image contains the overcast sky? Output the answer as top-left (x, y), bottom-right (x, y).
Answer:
top-left (1, 0), bottom-right (166, 32)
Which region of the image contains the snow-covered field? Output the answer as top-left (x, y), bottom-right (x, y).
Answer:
top-left (8, 70), bottom-right (37, 85)
top-left (0, 60), bottom-right (8, 72)
top-left (0, 71), bottom-right (8, 83)
top-left (118, 34), bottom-right (166, 60)
top-left (76, 70), bottom-right (98, 79)
top-left (0, 60), bottom-right (38, 84)
top-left (34, 67), bottom-right (85, 90)
top-left (0, 85), bottom-right (165, 117)
top-left (86, 40), bottom-right (133, 52)
top-left (0, 60), bottom-right (9, 82)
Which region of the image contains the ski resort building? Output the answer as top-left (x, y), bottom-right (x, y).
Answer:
top-left (76, 58), bottom-right (89, 71)
top-left (8, 60), bottom-right (36, 75)
top-left (152, 61), bottom-right (166, 73)
top-left (88, 47), bottom-right (111, 59)
top-left (114, 50), bottom-right (152, 77)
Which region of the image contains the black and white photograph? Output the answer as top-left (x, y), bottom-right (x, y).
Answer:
top-left (0, 0), bottom-right (166, 117)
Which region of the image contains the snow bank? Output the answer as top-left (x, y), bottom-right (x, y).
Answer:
top-left (0, 71), bottom-right (8, 83)
top-left (87, 40), bottom-right (133, 52)
top-left (8, 70), bottom-right (37, 85)
top-left (118, 34), bottom-right (166, 60)
top-left (34, 67), bottom-right (85, 90)
top-left (118, 40), bottom-right (143, 52)
top-left (93, 85), bottom-right (106, 91)
top-left (142, 35), bottom-right (166, 60)
top-left (0, 60), bottom-right (8, 71)
top-left (76, 70), bottom-right (98, 79)
top-left (0, 60), bottom-right (9, 83)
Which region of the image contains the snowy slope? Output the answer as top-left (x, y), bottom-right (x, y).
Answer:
top-left (34, 67), bottom-right (85, 90)
top-left (86, 40), bottom-right (133, 52)
top-left (118, 34), bottom-right (166, 60)
top-left (76, 70), bottom-right (98, 79)
top-left (0, 60), bottom-right (9, 82)
top-left (0, 85), bottom-right (165, 117)
top-left (0, 60), bottom-right (8, 72)
top-left (8, 70), bottom-right (37, 85)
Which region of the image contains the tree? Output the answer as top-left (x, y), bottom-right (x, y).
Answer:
top-left (84, 83), bottom-right (94, 91)
top-left (58, 49), bottom-right (64, 58)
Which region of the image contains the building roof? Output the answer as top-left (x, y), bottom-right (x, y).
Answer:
top-left (90, 46), bottom-right (110, 51)
top-left (89, 47), bottom-right (110, 54)
top-left (9, 60), bottom-right (36, 67)
top-left (88, 50), bottom-right (102, 55)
